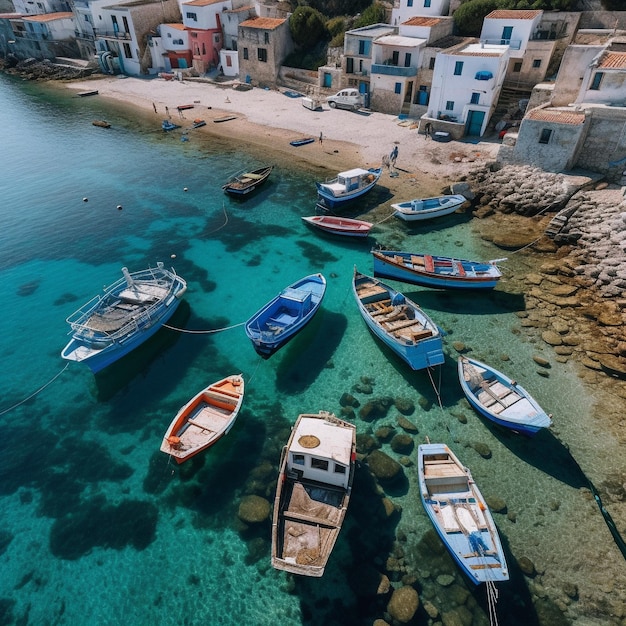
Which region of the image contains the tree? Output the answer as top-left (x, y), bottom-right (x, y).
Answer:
top-left (353, 3), bottom-right (387, 28)
top-left (289, 6), bottom-right (327, 50)
top-left (453, 0), bottom-right (501, 37)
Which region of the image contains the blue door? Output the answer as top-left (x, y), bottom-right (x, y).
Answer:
top-left (466, 110), bottom-right (485, 136)
top-left (501, 26), bottom-right (513, 44)
top-left (323, 72), bottom-right (332, 88)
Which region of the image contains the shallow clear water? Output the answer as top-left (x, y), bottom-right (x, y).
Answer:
top-left (0, 75), bottom-right (622, 626)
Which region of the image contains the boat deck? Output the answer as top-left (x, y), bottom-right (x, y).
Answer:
top-left (276, 479), bottom-right (344, 568)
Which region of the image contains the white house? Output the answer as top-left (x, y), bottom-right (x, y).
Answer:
top-left (12, 0), bottom-right (70, 16)
top-left (576, 49), bottom-right (626, 106)
top-left (22, 11), bottom-right (75, 40)
top-left (391, 0), bottom-right (450, 27)
top-left (369, 34), bottom-right (425, 115)
top-left (426, 40), bottom-right (509, 136)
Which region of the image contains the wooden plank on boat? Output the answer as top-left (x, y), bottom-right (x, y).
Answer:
top-left (214, 115), bottom-right (237, 123)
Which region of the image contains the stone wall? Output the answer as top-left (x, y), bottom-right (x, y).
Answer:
top-left (574, 106), bottom-right (626, 183)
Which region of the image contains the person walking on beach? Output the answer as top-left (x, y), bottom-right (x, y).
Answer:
top-left (424, 122), bottom-right (432, 139)
top-left (319, 132), bottom-right (323, 145)
top-left (152, 102), bottom-right (157, 113)
top-left (390, 145), bottom-right (398, 167)
top-left (165, 106), bottom-right (170, 119)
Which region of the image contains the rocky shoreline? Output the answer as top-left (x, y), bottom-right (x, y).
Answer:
top-left (459, 164), bottom-right (626, 406)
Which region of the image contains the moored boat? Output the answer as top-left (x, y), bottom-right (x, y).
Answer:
top-left (191, 119), bottom-right (206, 128)
top-left (271, 411), bottom-right (356, 577)
top-left (61, 263), bottom-right (187, 373)
top-left (316, 167), bottom-right (382, 208)
top-left (352, 268), bottom-right (444, 371)
top-left (160, 374), bottom-right (245, 463)
top-left (162, 120), bottom-right (181, 131)
top-left (418, 442), bottom-right (509, 584)
top-left (290, 137), bottom-right (315, 147)
top-left (392, 194), bottom-right (466, 222)
top-left (245, 274), bottom-right (326, 358)
top-left (222, 165), bottom-right (273, 197)
top-left (92, 120), bottom-right (110, 128)
top-left (301, 215), bottom-right (373, 238)
top-left (372, 250), bottom-right (505, 289)
top-left (458, 356), bottom-right (552, 436)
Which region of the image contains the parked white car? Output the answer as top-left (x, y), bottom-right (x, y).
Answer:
top-left (326, 88), bottom-right (363, 111)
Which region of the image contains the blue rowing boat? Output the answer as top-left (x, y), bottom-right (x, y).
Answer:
top-left (372, 249), bottom-right (505, 290)
top-left (245, 274), bottom-right (326, 358)
top-left (352, 268), bottom-right (444, 371)
top-left (418, 443), bottom-right (509, 585)
top-left (458, 356), bottom-right (552, 436)
top-left (316, 167), bottom-right (382, 208)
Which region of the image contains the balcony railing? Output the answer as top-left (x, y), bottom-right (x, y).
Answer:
top-left (371, 63), bottom-right (416, 77)
top-left (94, 29), bottom-right (131, 40)
top-left (480, 38), bottom-right (522, 50)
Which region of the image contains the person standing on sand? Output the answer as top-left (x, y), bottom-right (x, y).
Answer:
top-left (165, 106), bottom-right (170, 118)
top-left (152, 102), bottom-right (157, 113)
top-left (390, 145), bottom-right (398, 166)
top-left (319, 132), bottom-right (323, 145)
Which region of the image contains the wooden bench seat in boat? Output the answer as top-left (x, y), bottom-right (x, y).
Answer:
top-left (283, 510), bottom-right (339, 528)
top-left (358, 284), bottom-right (388, 300)
top-left (411, 255), bottom-right (425, 266)
top-left (384, 318), bottom-right (422, 332)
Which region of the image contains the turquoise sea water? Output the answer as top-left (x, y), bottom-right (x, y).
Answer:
top-left (0, 75), bottom-right (623, 626)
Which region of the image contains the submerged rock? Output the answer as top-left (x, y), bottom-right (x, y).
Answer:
top-left (387, 585), bottom-right (419, 623)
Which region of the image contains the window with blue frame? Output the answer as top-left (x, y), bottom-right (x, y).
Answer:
top-left (539, 128), bottom-right (552, 144)
top-left (407, 0), bottom-right (413, 6)
top-left (424, 0), bottom-right (431, 6)
top-left (445, 101), bottom-right (454, 111)
top-left (395, 83), bottom-right (401, 94)
top-left (470, 92), bottom-right (480, 104)
top-left (358, 40), bottom-right (371, 56)
top-left (590, 72), bottom-right (603, 90)
top-left (454, 61), bottom-right (463, 76)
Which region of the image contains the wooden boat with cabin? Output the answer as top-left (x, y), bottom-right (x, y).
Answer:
top-left (271, 411), bottom-right (356, 577)
top-left (160, 374), bottom-right (245, 463)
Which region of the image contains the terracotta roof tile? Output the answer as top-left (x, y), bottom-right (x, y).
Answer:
top-left (485, 10), bottom-right (542, 20)
top-left (597, 51), bottom-right (626, 70)
top-left (184, 0), bottom-right (227, 6)
top-left (239, 16), bottom-right (285, 29)
top-left (402, 16), bottom-right (441, 27)
top-left (24, 12), bottom-right (73, 21)
top-left (527, 109), bottom-right (585, 125)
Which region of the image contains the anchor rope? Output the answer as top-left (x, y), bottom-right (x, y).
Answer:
top-left (0, 362), bottom-right (70, 416)
top-left (427, 364), bottom-right (443, 409)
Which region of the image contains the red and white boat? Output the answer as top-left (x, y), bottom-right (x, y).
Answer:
top-left (160, 375), bottom-right (245, 464)
top-left (301, 215), bottom-right (373, 238)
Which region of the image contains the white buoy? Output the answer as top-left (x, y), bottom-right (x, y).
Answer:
top-left (117, 205), bottom-right (123, 210)
top-left (171, 254), bottom-right (176, 259)
top-left (83, 197), bottom-right (88, 202)
top-left (183, 187), bottom-right (188, 192)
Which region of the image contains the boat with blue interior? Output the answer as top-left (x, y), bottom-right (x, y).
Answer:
top-left (392, 194), bottom-right (466, 222)
top-left (245, 273), bottom-right (326, 358)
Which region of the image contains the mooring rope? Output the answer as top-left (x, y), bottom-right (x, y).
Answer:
top-left (206, 203), bottom-right (229, 235)
top-left (163, 321), bottom-right (246, 334)
top-left (0, 362), bottom-right (70, 417)
top-left (427, 365), bottom-right (443, 409)
top-left (372, 211), bottom-right (396, 226)
top-left (486, 580), bottom-right (500, 626)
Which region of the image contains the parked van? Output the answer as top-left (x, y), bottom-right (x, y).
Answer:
top-left (326, 88), bottom-right (363, 111)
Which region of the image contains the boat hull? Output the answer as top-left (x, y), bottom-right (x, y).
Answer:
top-left (245, 274), bottom-right (326, 358)
top-left (160, 375), bottom-right (245, 463)
top-left (418, 443), bottom-right (509, 584)
top-left (302, 215), bottom-right (373, 238)
top-left (372, 251), bottom-right (502, 289)
top-left (271, 412), bottom-right (355, 577)
top-left (392, 195), bottom-right (466, 222)
top-left (222, 166), bottom-right (273, 197)
top-left (316, 167), bottom-right (382, 208)
top-left (458, 356), bottom-right (552, 436)
top-left (353, 270), bottom-right (444, 371)
top-left (61, 265), bottom-right (187, 373)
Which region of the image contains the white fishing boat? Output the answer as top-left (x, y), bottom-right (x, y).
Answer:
top-left (392, 194), bottom-right (466, 222)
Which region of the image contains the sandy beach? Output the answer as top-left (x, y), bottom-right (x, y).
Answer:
top-left (67, 76), bottom-right (500, 203)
